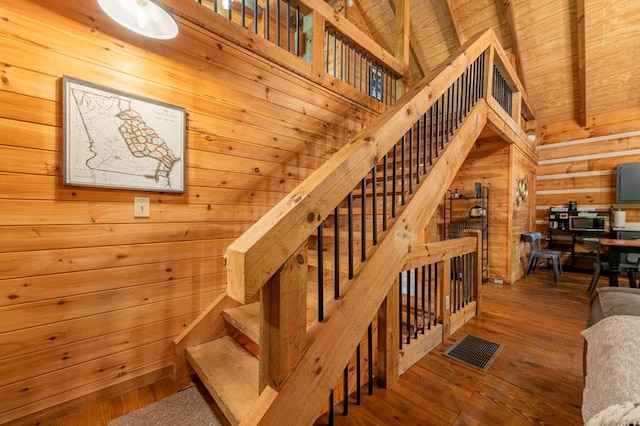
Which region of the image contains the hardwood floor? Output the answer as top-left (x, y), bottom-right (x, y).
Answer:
top-left (41, 270), bottom-right (594, 426)
top-left (326, 270), bottom-right (592, 426)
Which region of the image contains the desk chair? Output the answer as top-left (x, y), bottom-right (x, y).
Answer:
top-left (584, 238), bottom-right (639, 296)
top-left (521, 232), bottom-right (562, 283)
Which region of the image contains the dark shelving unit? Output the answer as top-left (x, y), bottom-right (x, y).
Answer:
top-left (443, 186), bottom-right (489, 281)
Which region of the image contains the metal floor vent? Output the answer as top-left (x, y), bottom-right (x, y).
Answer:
top-left (443, 334), bottom-right (503, 372)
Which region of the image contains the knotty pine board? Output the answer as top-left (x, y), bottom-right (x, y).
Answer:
top-left (0, 0), bottom-right (382, 421)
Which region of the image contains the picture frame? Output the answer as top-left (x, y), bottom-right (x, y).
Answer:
top-left (369, 66), bottom-right (384, 102)
top-left (63, 76), bottom-right (186, 193)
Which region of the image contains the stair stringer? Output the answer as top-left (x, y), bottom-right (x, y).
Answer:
top-left (241, 100), bottom-right (489, 426)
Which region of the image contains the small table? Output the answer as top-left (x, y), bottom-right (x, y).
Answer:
top-left (600, 238), bottom-right (640, 287)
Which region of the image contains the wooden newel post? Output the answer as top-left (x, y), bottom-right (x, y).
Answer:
top-left (259, 243), bottom-right (308, 392)
top-left (463, 229), bottom-right (483, 315)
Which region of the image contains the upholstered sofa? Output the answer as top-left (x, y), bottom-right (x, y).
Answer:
top-left (582, 287), bottom-right (640, 425)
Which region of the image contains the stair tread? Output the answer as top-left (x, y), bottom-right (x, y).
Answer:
top-left (222, 278), bottom-right (341, 346)
top-left (186, 336), bottom-right (259, 426)
top-left (307, 249), bottom-right (352, 269)
top-left (223, 304), bottom-right (260, 345)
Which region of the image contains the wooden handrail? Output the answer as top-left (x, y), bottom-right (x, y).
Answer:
top-left (402, 236), bottom-right (479, 270)
top-left (226, 28), bottom-right (499, 304)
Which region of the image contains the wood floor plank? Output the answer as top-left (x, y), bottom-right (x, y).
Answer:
top-left (327, 270), bottom-right (589, 426)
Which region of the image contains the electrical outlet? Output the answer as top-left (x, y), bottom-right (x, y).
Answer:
top-left (445, 295), bottom-right (450, 310)
top-left (134, 197), bottom-right (150, 218)
top-left (494, 278), bottom-right (504, 284)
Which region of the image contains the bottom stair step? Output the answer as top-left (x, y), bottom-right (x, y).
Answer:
top-left (186, 336), bottom-right (259, 426)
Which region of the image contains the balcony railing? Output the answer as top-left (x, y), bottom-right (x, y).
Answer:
top-left (192, 0), bottom-right (403, 106)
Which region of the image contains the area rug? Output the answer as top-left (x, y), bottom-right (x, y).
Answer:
top-left (108, 384), bottom-right (222, 426)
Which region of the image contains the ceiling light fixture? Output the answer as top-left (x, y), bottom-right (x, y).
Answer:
top-left (527, 134), bottom-right (536, 143)
top-left (97, 0), bottom-right (179, 40)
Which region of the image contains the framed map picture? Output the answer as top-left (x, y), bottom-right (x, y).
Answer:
top-left (63, 76), bottom-right (186, 193)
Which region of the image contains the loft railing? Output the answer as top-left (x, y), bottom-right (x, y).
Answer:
top-left (190, 0), bottom-right (403, 106)
top-left (195, 0), bottom-right (305, 56)
top-left (325, 27), bottom-right (399, 105)
top-left (493, 66), bottom-right (513, 116)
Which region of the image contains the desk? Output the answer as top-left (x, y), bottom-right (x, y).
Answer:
top-left (600, 238), bottom-right (640, 287)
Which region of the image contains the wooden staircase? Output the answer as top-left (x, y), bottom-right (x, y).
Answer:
top-left (174, 28), bottom-right (534, 426)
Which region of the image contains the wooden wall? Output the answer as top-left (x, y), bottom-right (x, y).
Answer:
top-left (510, 141), bottom-right (537, 283)
top-left (446, 132), bottom-right (509, 282)
top-left (0, 1), bottom-right (378, 422)
top-left (536, 109), bottom-right (640, 234)
top-left (443, 127), bottom-right (537, 284)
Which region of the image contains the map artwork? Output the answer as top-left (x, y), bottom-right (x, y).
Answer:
top-left (63, 76), bottom-right (185, 192)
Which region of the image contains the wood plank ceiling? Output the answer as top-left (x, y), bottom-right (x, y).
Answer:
top-left (332, 0), bottom-right (640, 127)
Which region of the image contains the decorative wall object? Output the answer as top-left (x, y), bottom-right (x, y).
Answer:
top-left (516, 176), bottom-right (528, 206)
top-left (369, 66), bottom-right (383, 101)
top-left (63, 76), bottom-right (186, 193)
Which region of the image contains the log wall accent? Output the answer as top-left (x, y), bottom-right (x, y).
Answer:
top-left (536, 110), bottom-right (640, 232)
top-left (0, 1), bottom-right (378, 422)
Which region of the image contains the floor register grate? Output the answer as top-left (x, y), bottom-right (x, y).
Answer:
top-left (443, 334), bottom-right (503, 372)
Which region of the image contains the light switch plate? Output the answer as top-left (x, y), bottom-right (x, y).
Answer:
top-left (134, 197), bottom-right (150, 218)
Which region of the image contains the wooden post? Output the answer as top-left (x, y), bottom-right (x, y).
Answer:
top-left (576, 0), bottom-right (587, 127)
top-left (259, 243), bottom-right (308, 392)
top-left (376, 279), bottom-right (400, 388)
top-left (483, 46), bottom-right (495, 103)
top-left (440, 259), bottom-right (451, 338)
top-left (311, 11), bottom-right (326, 82)
top-left (394, 0), bottom-right (410, 75)
top-left (511, 91), bottom-right (522, 127)
top-left (463, 229), bottom-right (483, 315)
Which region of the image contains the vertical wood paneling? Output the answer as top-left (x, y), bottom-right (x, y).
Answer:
top-left (446, 135), bottom-right (510, 282)
top-left (510, 145), bottom-right (536, 283)
top-left (0, 1), bottom-right (378, 422)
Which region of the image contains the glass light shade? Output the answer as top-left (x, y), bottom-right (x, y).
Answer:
top-left (98, 0), bottom-right (179, 40)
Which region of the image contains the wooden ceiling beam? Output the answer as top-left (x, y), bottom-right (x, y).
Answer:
top-left (501, 0), bottom-right (527, 90)
top-left (445, 0), bottom-right (465, 46)
top-left (386, 0), bottom-right (426, 81)
top-left (394, 0), bottom-right (410, 74)
top-left (343, 0), bottom-right (375, 38)
top-left (576, 0), bottom-right (587, 127)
